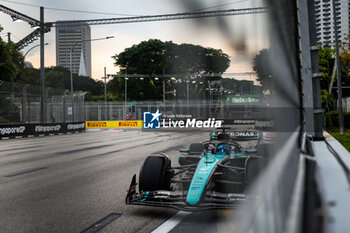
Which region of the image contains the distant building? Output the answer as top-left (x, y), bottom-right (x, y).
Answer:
top-left (55, 22), bottom-right (91, 77)
top-left (314, 0), bottom-right (350, 48)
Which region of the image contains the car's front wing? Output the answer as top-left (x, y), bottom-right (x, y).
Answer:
top-left (125, 174), bottom-right (256, 211)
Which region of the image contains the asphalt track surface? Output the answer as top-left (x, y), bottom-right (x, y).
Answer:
top-left (0, 129), bottom-right (251, 233)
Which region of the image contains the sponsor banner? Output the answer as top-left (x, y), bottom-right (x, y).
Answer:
top-left (225, 94), bottom-right (263, 105)
top-left (0, 122), bottom-right (85, 139)
top-left (254, 119), bottom-right (276, 130)
top-left (35, 124), bottom-right (62, 133)
top-left (67, 122), bottom-right (86, 132)
top-left (0, 125), bottom-right (26, 136)
top-left (86, 121), bottom-right (143, 128)
top-left (229, 131), bottom-right (258, 138)
top-left (229, 131), bottom-right (260, 141)
top-left (222, 119), bottom-right (255, 125)
top-left (117, 121), bottom-right (142, 127)
top-left (86, 121), bottom-right (112, 128)
top-left (210, 130), bottom-right (259, 141)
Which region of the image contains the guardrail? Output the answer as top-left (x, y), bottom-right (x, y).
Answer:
top-left (236, 128), bottom-right (302, 233)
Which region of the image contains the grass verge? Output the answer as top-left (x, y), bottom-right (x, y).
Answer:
top-left (327, 129), bottom-right (350, 152)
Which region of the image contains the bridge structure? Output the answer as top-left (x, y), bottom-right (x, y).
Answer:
top-left (0, 5), bottom-right (267, 50)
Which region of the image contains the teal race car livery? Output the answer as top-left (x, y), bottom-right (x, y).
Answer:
top-left (125, 130), bottom-right (267, 211)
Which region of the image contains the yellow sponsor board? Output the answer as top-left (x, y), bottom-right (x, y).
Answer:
top-left (86, 121), bottom-right (143, 128)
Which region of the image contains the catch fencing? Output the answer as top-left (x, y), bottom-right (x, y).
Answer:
top-left (0, 81), bottom-right (86, 123)
top-left (0, 80), bottom-right (268, 123)
top-left (85, 99), bottom-right (266, 121)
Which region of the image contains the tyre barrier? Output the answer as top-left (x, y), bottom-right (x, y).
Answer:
top-left (0, 122), bottom-right (85, 139)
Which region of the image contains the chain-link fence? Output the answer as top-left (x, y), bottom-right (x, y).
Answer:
top-left (1, 80), bottom-right (269, 123)
top-left (0, 80), bottom-right (86, 123)
top-left (84, 99), bottom-right (267, 121)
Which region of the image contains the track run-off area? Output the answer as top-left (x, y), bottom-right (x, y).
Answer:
top-left (0, 128), bottom-right (254, 233)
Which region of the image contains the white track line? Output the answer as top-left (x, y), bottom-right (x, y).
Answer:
top-left (151, 211), bottom-right (190, 233)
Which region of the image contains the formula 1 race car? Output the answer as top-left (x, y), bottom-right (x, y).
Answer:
top-left (125, 130), bottom-right (267, 211)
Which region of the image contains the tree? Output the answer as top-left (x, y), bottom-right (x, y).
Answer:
top-left (44, 66), bottom-right (104, 100)
top-left (317, 46), bottom-right (336, 111)
top-left (74, 75), bottom-right (104, 97)
top-left (45, 66), bottom-right (71, 91)
top-left (112, 39), bottom-right (230, 100)
top-left (253, 48), bottom-right (273, 91)
top-left (221, 78), bottom-right (259, 94)
top-left (18, 67), bottom-right (40, 85)
top-left (164, 43), bottom-right (230, 74)
top-left (114, 39), bottom-right (166, 75)
top-left (10, 42), bottom-right (25, 82)
top-left (0, 25), bottom-right (18, 82)
top-left (318, 46), bottom-right (334, 90)
top-left (107, 75), bottom-right (162, 101)
top-left (339, 34), bottom-right (350, 77)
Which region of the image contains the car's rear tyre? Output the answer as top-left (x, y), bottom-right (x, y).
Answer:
top-left (139, 156), bottom-right (170, 193)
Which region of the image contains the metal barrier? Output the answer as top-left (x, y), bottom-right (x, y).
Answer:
top-left (233, 0), bottom-right (316, 231)
top-left (237, 129), bottom-right (302, 233)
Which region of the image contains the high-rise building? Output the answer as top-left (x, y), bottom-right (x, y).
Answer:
top-left (314, 0), bottom-right (350, 48)
top-left (55, 22), bottom-right (91, 77)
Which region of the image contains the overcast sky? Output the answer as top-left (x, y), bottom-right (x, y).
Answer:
top-left (0, 0), bottom-right (268, 83)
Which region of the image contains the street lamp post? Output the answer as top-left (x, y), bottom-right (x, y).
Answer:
top-left (40, 6), bottom-right (45, 123)
top-left (69, 48), bottom-right (75, 122)
top-left (102, 67), bottom-right (110, 120)
top-left (186, 79), bottom-right (189, 114)
top-left (23, 43), bottom-right (48, 59)
top-left (332, 0), bottom-right (344, 135)
top-left (69, 36), bottom-right (114, 122)
top-left (124, 65), bottom-right (128, 118)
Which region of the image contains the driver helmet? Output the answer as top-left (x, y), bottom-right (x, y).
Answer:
top-left (216, 144), bottom-right (231, 155)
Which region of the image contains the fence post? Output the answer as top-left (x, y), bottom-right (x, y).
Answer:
top-left (98, 101), bottom-right (101, 121)
top-left (63, 90), bottom-right (69, 123)
top-left (77, 92), bottom-right (81, 122)
top-left (50, 96), bottom-right (54, 122)
top-left (85, 102), bottom-right (89, 121)
top-left (45, 87), bottom-right (51, 123)
top-left (109, 102), bottom-right (113, 120)
top-left (82, 92), bottom-right (87, 121)
top-left (22, 84), bottom-right (29, 123)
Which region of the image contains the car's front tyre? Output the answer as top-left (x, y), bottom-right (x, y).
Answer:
top-left (139, 156), bottom-right (171, 193)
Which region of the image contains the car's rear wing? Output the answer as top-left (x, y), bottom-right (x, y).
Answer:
top-left (210, 130), bottom-right (261, 141)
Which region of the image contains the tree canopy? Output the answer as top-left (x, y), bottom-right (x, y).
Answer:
top-left (340, 34), bottom-right (350, 77)
top-left (0, 25), bottom-right (20, 82)
top-left (253, 48), bottom-right (273, 91)
top-left (44, 66), bottom-right (104, 100)
top-left (318, 46), bottom-right (334, 90)
top-left (113, 39), bottom-right (230, 75)
top-left (110, 39), bottom-right (230, 100)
